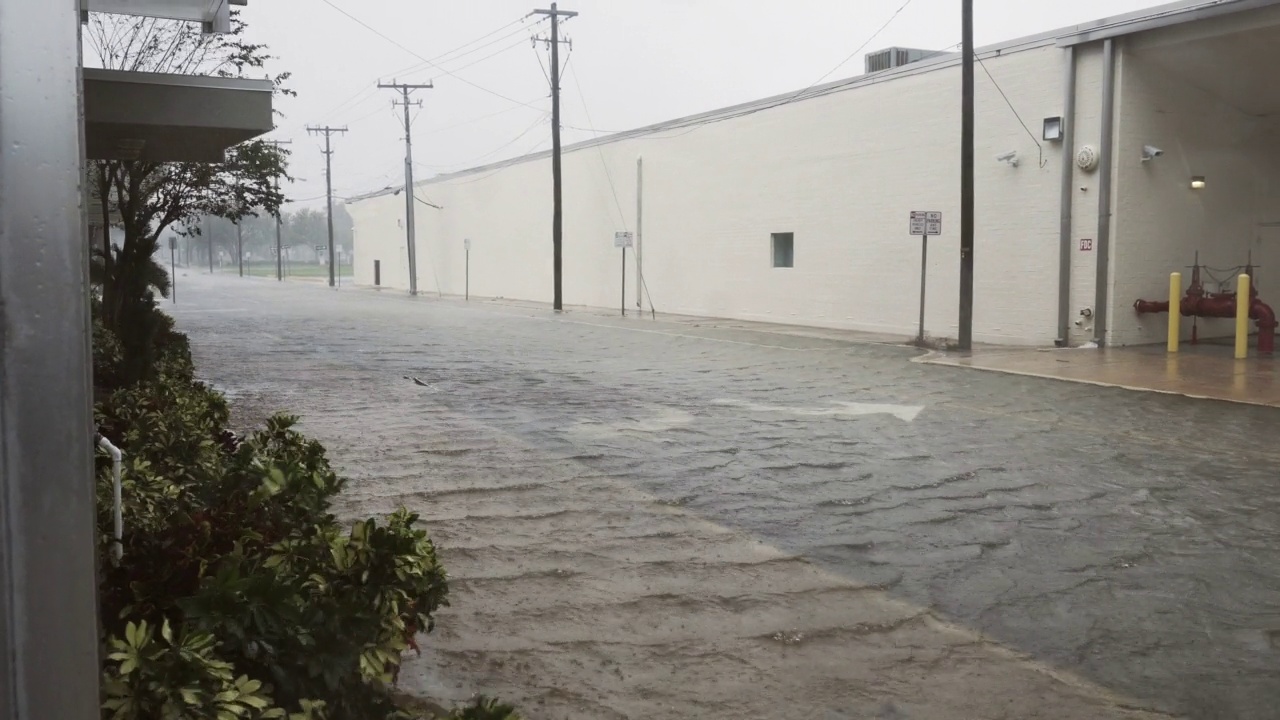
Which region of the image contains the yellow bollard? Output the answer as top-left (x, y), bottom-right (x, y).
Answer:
top-left (1236, 273), bottom-right (1251, 360)
top-left (1168, 272), bottom-right (1181, 353)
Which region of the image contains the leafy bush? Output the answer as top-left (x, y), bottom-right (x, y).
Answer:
top-left (92, 304), bottom-right (503, 720)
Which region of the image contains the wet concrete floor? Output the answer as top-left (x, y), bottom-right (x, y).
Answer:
top-left (171, 273), bottom-right (1280, 719)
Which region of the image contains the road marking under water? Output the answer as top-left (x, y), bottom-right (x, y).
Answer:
top-left (713, 399), bottom-right (924, 422)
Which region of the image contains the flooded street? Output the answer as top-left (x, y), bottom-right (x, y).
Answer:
top-left (173, 274), bottom-right (1280, 719)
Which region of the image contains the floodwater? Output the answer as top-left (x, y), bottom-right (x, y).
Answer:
top-left (173, 273), bottom-right (1280, 719)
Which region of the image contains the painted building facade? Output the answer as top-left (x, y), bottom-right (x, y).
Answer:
top-left (349, 0), bottom-right (1280, 347)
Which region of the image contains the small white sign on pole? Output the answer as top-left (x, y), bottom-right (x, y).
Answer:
top-left (464, 238), bottom-right (472, 251)
top-left (614, 231), bottom-right (634, 249)
top-left (909, 211), bottom-right (943, 237)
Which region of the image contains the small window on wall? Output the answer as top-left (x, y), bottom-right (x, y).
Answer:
top-left (772, 232), bottom-right (795, 268)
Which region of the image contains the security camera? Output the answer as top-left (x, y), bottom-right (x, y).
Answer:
top-left (996, 150), bottom-right (1020, 167)
top-left (1142, 145), bottom-right (1164, 162)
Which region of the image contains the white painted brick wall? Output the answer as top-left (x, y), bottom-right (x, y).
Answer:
top-left (353, 45), bottom-right (1078, 345)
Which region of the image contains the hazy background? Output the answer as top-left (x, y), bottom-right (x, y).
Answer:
top-left (243, 0), bottom-right (1173, 210)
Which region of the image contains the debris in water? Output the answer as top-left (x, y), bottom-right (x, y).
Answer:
top-left (771, 630), bottom-right (805, 645)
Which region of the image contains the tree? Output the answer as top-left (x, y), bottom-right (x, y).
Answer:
top-left (85, 11), bottom-right (293, 380)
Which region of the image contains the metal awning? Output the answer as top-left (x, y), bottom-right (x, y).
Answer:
top-left (83, 68), bottom-right (274, 163)
top-left (1057, 0), bottom-right (1280, 46)
top-left (80, 0), bottom-right (246, 33)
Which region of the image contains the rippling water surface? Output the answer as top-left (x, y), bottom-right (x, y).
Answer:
top-left (175, 274), bottom-right (1280, 719)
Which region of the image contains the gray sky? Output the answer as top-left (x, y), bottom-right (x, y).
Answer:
top-left (246, 0), bottom-right (1172, 209)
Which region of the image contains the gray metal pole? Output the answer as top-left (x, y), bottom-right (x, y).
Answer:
top-left (403, 100), bottom-right (417, 296)
top-left (237, 219), bottom-right (243, 277)
top-left (207, 215), bottom-right (214, 273)
top-left (551, 7), bottom-right (564, 311)
top-left (636, 156), bottom-right (643, 310)
top-left (325, 139), bottom-right (335, 287)
top-left (379, 83), bottom-right (432, 296)
top-left (1093, 38), bottom-right (1117, 347)
top-left (958, 0), bottom-right (975, 350)
top-left (266, 139), bottom-right (290, 283)
top-left (918, 235), bottom-right (928, 344)
top-left (1056, 46), bottom-right (1077, 347)
top-left (171, 242), bottom-right (178, 303)
top-left (276, 211), bottom-right (283, 281)
top-left (306, 126), bottom-right (347, 289)
top-left (534, 4), bottom-right (578, 312)
top-left (621, 246), bottom-right (626, 317)
top-left (0, 1), bottom-right (102, 717)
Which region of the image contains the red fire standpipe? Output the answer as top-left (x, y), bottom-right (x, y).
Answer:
top-left (1135, 265), bottom-right (1276, 354)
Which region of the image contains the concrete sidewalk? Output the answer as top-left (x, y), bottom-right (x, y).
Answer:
top-left (919, 342), bottom-right (1280, 408)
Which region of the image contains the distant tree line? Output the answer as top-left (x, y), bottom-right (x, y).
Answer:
top-left (174, 204), bottom-right (354, 266)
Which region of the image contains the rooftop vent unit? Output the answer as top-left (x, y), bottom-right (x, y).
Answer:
top-left (865, 47), bottom-right (933, 74)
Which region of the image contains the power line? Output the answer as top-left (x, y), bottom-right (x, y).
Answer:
top-left (420, 101), bottom-right (548, 136)
top-left (976, 53), bottom-right (1046, 167)
top-left (567, 64), bottom-right (627, 230)
top-left (435, 33), bottom-right (537, 78)
top-left (388, 16), bottom-right (548, 79)
top-left (298, 15), bottom-right (544, 131)
top-left (319, 0), bottom-right (544, 111)
top-left (439, 134), bottom-right (553, 186)
top-left (806, 0), bottom-right (916, 89)
top-left (416, 112), bottom-right (551, 172)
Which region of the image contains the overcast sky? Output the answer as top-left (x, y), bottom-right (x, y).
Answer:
top-left (243, 0), bottom-right (1173, 209)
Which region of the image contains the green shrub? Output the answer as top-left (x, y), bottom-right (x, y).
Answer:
top-left (93, 307), bottom-right (494, 720)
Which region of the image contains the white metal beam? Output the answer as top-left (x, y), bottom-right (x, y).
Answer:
top-left (0, 0), bottom-right (101, 717)
top-left (80, 0), bottom-right (244, 33)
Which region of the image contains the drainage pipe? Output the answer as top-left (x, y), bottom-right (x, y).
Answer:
top-left (1094, 38), bottom-right (1117, 347)
top-left (636, 155), bottom-right (644, 311)
top-left (97, 434), bottom-right (124, 564)
top-left (1056, 45), bottom-right (1078, 347)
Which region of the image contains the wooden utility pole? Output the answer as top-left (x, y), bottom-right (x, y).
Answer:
top-left (306, 125), bottom-right (347, 288)
top-left (534, 3), bottom-right (578, 311)
top-left (959, 0), bottom-right (975, 350)
top-left (379, 81), bottom-right (434, 296)
top-left (264, 139), bottom-right (292, 282)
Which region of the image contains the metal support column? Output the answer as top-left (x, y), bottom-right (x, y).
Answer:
top-left (1093, 38), bottom-right (1117, 347)
top-left (1056, 46), bottom-right (1077, 346)
top-left (0, 0), bottom-right (102, 717)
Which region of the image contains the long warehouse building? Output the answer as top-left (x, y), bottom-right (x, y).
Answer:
top-left (349, 0), bottom-right (1280, 347)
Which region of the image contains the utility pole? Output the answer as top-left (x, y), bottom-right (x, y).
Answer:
top-left (379, 81), bottom-right (434, 296)
top-left (306, 125), bottom-right (347, 288)
top-left (265, 139), bottom-right (292, 282)
top-left (958, 0), bottom-right (975, 350)
top-left (236, 217), bottom-right (244, 277)
top-left (534, 2), bottom-right (578, 312)
top-left (206, 214), bottom-right (214, 273)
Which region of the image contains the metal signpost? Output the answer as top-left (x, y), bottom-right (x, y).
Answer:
top-left (615, 231), bottom-right (634, 316)
top-left (464, 238), bottom-right (472, 301)
top-left (169, 237), bottom-right (178, 303)
top-left (910, 211), bottom-right (943, 344)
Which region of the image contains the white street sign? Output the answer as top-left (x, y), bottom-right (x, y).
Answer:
top-left (910, 211), bottom-right (943, 236)
top-left (614, 231), bottom-right (634, 249)
top-left (464, 238), bottom-right (472, 251)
